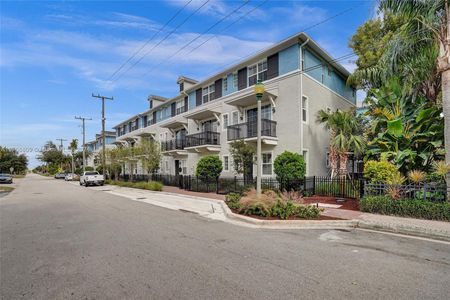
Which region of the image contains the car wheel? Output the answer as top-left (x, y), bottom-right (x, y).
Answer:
top-left (79, 182), bottom-right (82, 186)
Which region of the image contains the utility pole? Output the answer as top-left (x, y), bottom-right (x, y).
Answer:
top-left (92, 93), bottom-right (113, 178)
top-left (75, 116), bottom-right (92, 174)
top-left (56, 138), bottom-right (67, 171)
top-left (56, 138), bottom-right (67, 152)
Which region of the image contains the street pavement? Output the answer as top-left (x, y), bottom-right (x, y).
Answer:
top-left (1, 174), bottom-right (450, 299)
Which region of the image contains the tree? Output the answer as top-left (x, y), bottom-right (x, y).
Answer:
top-left (229, 140), bottom-right (255, 182)
top-left (69, 139), bottom-right (78, 174)
top-left (365, 78), bottom-right (444, 173)
top-left (316, 109), bottom-right (366, 178)
top-left (350, 0), bottom-right (450, 187)
top-left (0, 147), bottom-right (28, 174)
top-left (136, 139), bottom-right (161, 175)
top-left (274, 151), bottom-right (306, 190)
top-left (195, 156), bottom-right (223, 180)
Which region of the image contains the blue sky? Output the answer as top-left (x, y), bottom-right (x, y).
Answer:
top-left (0, 0), bottom-right (375, 167)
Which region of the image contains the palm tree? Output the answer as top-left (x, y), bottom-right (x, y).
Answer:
top-left (378, 0), bottom-right (450, 184)
top-left (69, 139), bottom-right (78, 175)
top-left (317, 109), bottom-right (366, 178)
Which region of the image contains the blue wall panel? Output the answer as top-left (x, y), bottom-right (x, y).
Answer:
top-left (279, 44), bottom-right (299, 75)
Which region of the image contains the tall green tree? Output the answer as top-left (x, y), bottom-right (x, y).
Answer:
top-left (229, 140), bottom-right (255, 182)
top-left (316, 109), bottom-right (366, 178)
top-left (69, 139), bottom-right (78, 174)
top-left (0, 147), bottom-right (28, 174)
top-left (136, 139), bottom-right (161, 175)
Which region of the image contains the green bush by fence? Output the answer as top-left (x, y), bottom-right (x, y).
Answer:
top-left (106, 180), bottom-right (163, 191)
top-left (360, 196), bottom-right (450, 221)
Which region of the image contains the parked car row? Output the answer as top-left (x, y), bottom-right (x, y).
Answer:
top-left (54, 171), bottom-right (104, 187)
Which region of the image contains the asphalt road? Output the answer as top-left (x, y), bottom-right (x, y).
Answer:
top-left (1, 174), bottom-right (450, 299)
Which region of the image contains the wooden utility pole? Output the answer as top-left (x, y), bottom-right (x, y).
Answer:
top-left (75, 116), bottom-right (92, 174)
top-left (92, 94), bottom-right (113, 178)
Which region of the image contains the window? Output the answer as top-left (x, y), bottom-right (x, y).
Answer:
top-left (262, 153), bottom-right (272, 175)
top-left (302, 96), bottom-right (308, 123)
top-left (176, 99), bottom-right (185, 115)
top-left (223, 155), bottom-right (229, 171)
top-left (223, 77), bottom-right (228, 91)
top-left (233, 73), bottom-right (238, 90)
top-left (231, 111), bottom-right (239, 125)
top-left (222, 113), bottom-right (229, 131)
top-left (202, 84), bottom-right (215, 103)
top-left (248, 59), bottom-right (267, 86)
top-left (165, 161), bottom-right (169, 173)
top-left (148, 115), bottom-right (154, 126)
top-left (302, 150), bottom-right (309, 176)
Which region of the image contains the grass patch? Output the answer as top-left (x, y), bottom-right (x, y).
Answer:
top-left (0, 186), bottom-right (14, 192)
top-left (106, 180), bottom-right (163, 191)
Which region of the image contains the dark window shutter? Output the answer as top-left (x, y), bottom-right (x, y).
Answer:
top-left (171, 103), bottom-right (176, 116)
top-left (237, 67), bottom-right (247, 90)
top-left (267, 53), bottom-right (279, 80)
top-left (196, 88), bottom-right (202, 106)
top-left (214, 78), bottom-right (222, 99)
top-left (179, 82), bottom-right (184, 92)
top-left (152, 111), bottom-right (157, 124)
top-left (184, 96), bottom-right (188, 110)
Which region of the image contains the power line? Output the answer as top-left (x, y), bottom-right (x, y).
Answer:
top-left (141, 0), bottom-right (252, 76)
top-left (185, 0), bottom-right (269, 56)
top-left (206, 1), bottom-right (367, 77)
top-left (110, 0), bottom-right (211, 84)
top-left (107, 0), bottom-right (193, 82)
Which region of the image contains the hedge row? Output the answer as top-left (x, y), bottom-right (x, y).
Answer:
top-left (360, 196), bottom-right (450, 221)
top-left (106, 180), bottom-right (163, 191)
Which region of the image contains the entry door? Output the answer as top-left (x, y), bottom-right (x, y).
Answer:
top-left (175, 160), bottom-right (180, 176)
top-left (246, 108), bottom-right (258, 137)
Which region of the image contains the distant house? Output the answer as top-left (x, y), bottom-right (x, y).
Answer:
top-left (113, 32), bottom-right (356, 177)
top-left (86, 131), bottom-right (116, 168)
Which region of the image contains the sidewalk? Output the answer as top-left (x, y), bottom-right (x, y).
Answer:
top-left (77, 183), bottom-right (450, 241)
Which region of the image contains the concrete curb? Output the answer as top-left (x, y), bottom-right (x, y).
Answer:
top-left (357, 220), bottom-right (450, 242)
top-left (96, 184), bottom-right (450, 240)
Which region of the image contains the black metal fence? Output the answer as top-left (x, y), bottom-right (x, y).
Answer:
top-left (364, 182), bottom-right (448, 202)
top-left (117, 174), bottom-right (365, 198)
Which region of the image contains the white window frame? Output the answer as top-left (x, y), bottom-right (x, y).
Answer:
top-left (223, 155), bottom-right (229, 171)
top-left (231, 110), bottom-right (239, 125)
top-left (302, 149), bottom-right (309, 176)
top-left (262, 151), bottom-right (273, 176)
top-left (223, 76), bottom-right (228, 92)
top-left (247, 59), bottom-right (267, 86)
top-left (232, 72), bottom-right (238, 90)
top-left (302, 95), bottom-right (308, 124)
top-left (175, 99), bottom-right (184, 115)
top-left (222, 113), bottom-right (229, 131)
top-left (180, 159), bottom-right (187, 175)
top-left (202, 83), bottom-right (215, 104)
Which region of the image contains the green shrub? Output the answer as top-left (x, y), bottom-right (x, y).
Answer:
top-left (293, 205), bottom-right (322, 219)
top-left (225, 193), bottom-right (242, 210)
top-left (271, 200), bottom-right (296, 219)
top-left (239, 202), bottom-right (271, 217)
top-left (195, 156), bottom-right (223, 180)
top-left (107, 180), bottom-right (163, 191)
top-left (364, 160), bottom-right (400, 183)
top-left (274, 151), bottom-right (306, 182)
top-left (360, 196), bottom-right (450, 221)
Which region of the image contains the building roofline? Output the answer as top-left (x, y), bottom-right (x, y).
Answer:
top-left (176, 76), bottom-right (198, 84)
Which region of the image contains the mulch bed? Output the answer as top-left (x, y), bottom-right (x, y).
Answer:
top-left (303, 196), bottom-right (360, 211)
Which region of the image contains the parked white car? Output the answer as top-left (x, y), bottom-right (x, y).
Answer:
top-left (65, 173), bottom-right (79, 181)
top-left (80, 171), bottom-right (104, 187)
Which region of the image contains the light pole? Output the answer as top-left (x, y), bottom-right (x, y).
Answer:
top-left (92, 94), bottom-right (113, 178)
top-left (75, 116), bottom-right (92, 174)
top-left (254, 80), bottom-right (265, 197)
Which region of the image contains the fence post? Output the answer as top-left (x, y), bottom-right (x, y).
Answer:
top-left (359, 179), bottom-right (365, 198)
top-left (312, 176), bottom-right (316, 195)
top-left (234, 176), bottom-right (237, 193)
top-left (423, 182), bottom-right (427, 201)
top-left (216, 177), bottom-right (219, 194)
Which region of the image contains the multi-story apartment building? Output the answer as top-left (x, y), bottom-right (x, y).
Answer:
top-left (113, 32), bottom-right (356, 177)
top-left (86, 131), bottom-right (116, 168)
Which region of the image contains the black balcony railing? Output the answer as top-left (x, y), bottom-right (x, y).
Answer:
top-left (161, 138), bottom-right (187, 151)
top-left (186, 131), bottom-right (220, 147)
top-left (227, 119), bottom-right (277, 141)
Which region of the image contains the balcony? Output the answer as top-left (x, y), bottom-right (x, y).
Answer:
top-left (161, 138), bottom-right (187, 155)
top-left (185, 131), bottom-right (221, 153)
top-left (227, 119), bottom-right (277, 145)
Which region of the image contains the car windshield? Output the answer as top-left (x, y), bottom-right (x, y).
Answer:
top-left (85, 172), bottom-right (99, 176)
